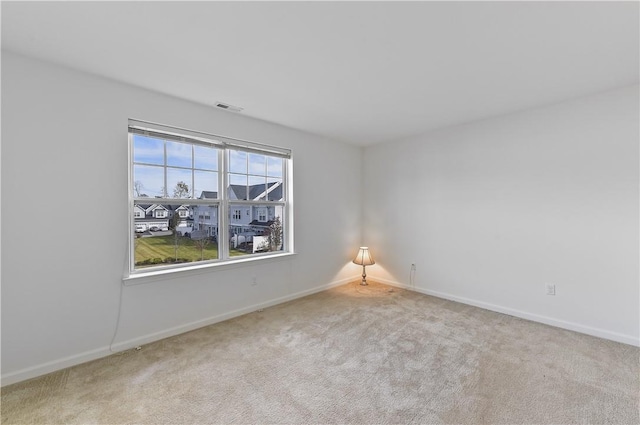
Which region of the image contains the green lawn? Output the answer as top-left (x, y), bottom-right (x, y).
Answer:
top-left (135, 234), bottom-right (248, 268)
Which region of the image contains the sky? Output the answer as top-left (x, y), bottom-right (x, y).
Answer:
top-left (133, 134), bottom-right (283, 200)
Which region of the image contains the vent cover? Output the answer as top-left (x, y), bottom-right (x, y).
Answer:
top-left (215, 102), bottom-right (244, 112)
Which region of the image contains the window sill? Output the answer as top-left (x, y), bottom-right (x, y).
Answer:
top-left (123, 252), bottom-right (297, 286)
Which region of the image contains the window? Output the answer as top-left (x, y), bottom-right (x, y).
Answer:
top-left (257, 207), bottom-right (267, 222)
top-left (129, 120), bottom-right (291, 274)
top-left (226, 148), bottom-right (286, 257)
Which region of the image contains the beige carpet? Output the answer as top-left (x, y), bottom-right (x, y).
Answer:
top-left (2, 281), bottom-right (638, 424)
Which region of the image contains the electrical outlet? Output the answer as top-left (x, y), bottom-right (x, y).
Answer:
top-left (411, 263), bottom-right (416, 271)
top-left (545, 283), bottom-right (556, 296)
top-left (251, 276), bottom-right (257, 286)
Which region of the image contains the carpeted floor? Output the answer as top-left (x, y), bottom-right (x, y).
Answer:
top-left (2, 281), bottom-right (638, 424)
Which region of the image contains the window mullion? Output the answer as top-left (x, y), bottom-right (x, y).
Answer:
top-left (163, 141), bottom-right (168, 197)
top-left (219, 149), bottom-right (229, 261)
top-left (191, 144), bottom-right (195, 199)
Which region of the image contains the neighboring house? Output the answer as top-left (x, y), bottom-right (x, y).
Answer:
top-left (228, 182), bottom-right (282, 234)
top-left (193, 191), bottom-right (218, 237)
top-left (148, 204), bottom-right (169, 219)
top-left (192, 205), bottom-right (218, 237)
top-left (134, 203), bottom-right (193, 232)
top-left (174, 205), bottom-right (191, 219)
top-left (134, 184), bottom-right (282, 236)
top-left (133, 205), bottom-right (146, 219)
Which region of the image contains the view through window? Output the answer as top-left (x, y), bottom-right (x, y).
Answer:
top-left (129, 121), bottom-right (290, 274)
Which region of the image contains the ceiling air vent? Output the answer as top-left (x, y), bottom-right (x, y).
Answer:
top-left (215, 102), bottom-right (243, 113)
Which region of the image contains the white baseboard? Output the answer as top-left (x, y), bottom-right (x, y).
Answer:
top-left (374, 277), bottom-right (640, 347)
top-left (1, 346), bottom-right (113, 387)
top-left (110, 276), bottom-right (354, 352)
top-left (1, 276), bottom-right (357, 387)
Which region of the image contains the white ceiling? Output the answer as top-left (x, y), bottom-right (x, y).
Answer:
top-left (2, 2), bottom-right (638, 146)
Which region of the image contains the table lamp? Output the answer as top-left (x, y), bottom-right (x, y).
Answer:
top-left (353, 247), bottom-right (375, 286)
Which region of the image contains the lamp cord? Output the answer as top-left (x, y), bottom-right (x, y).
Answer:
top-left (109, 280), bottom-right (125, 353)
top-left (109, 238), bottom-right (128, 353)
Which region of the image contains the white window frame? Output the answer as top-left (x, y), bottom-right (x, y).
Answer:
top-left (257, 207), bottom-right (267, 222)
top-left (127, 119), bottom-right (293, 279)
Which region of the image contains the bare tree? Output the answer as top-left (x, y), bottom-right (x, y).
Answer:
top-left (173, 181), bottom-right (190, 198)
top-left (170, 213), bottom-right (182, 261)
top-left (190, 229), bottom-right (210, 261)
top-left (134, 180), bottom-right (144, 197)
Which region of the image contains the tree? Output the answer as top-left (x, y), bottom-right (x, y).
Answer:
top-left (173, 181), bottom-right (190, 198)
top-left (169, 211), bottom-right (181, 231)
top-left (192, 232), bottom-right (210, 261)
top-left (133, 180), bottom-right (144, 197)
top-left (170, 213), bottom-right (183, 261)
top-left (268, 216), bottom-right (283, 251)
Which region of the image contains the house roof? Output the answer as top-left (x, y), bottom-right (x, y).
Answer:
top-left (229, 182), bottom-right (283, 201)
top-left (199, 191), bottom-right (218, 199)
top-left (249, 219), bottom-right (275, 227)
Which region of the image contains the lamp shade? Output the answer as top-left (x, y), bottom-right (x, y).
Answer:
top-left (353, 247), bottom-right (375, 266)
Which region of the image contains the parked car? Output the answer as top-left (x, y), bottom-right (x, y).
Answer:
top-left (175, 224), bottom-right (194, 237)
top-left (149, 226), bottom-right (160, 231)
top-left (135, 224), bottom-right (147, 233)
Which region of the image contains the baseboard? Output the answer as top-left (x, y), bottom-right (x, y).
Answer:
top-left (1, 346), bottom-right (113, 387)
top-left (374, 277), bottom-right (640, 347)
top-left (110, 276), bottom-right (355, 352)
top-left (1, 276), bottom-right (357, 387)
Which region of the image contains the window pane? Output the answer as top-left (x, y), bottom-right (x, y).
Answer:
top-left (229, 203), bottom-right (284, 257)
top-left (167, 167), bottom-right (192, 198)
top-left (267, 179), bottom-right (284, 201)
top-left (190, 204), bottom-right (219, 261)
top-left (134, 202), bottom-right (219, 269)
top-left (229, 150), bottom-right (247, 174)
top-left (133, 135), bottom-right (164, 165)
top-left (248, 176), bottom-right (266, 200)
top-left (194, 145), bottom-right (218, 171)
top-left (194, 170), bottom-right (218, 199)
top-left (267, 156), bottom-right (283, 178)
top-left (166, 141), bottom-right (192, 168)
top-left (133, 164), bottom-right (164, 198)
top-left (248, 153), bottom-right (266, 175)
top-left (229, 174), bottom-right (248, 200)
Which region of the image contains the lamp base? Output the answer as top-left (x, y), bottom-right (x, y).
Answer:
top-left (360, 265), bottom-right (368, 285)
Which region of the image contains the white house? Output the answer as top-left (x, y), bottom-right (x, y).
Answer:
top-left (134, 204), bottom-right (193, 232)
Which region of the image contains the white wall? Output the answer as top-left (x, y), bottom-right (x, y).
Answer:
top-left (1, 52), bottom-right (362, 384)
top-left (364, 85), bottom-right (639, 346)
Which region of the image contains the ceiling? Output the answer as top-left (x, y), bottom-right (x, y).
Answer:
top-left (2, 2), bottom-right (638, 146)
